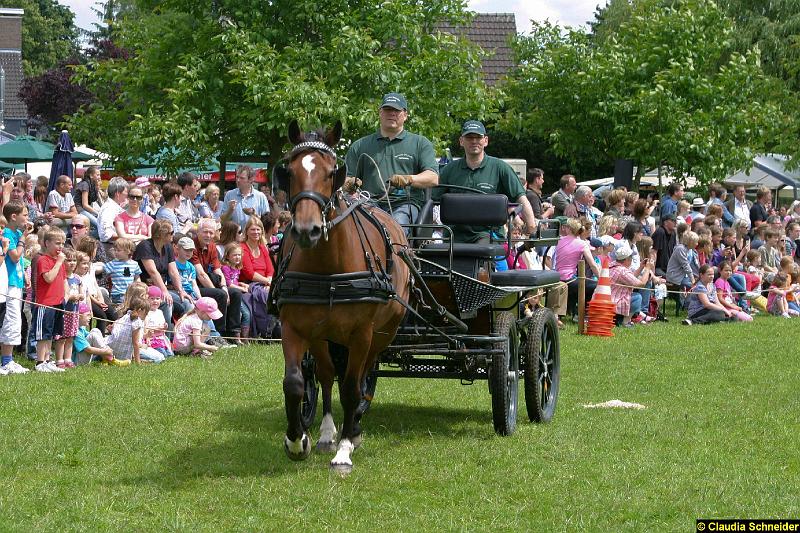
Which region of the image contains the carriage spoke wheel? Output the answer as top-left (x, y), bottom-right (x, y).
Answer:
top-left (490, 311), bottom-right (519, 436)
top-left (300, 351), bottom-right (319, 430)
top-left (524, 307), bottom-right (560, 423)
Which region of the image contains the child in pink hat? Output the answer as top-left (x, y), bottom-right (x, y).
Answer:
top-left (144, 286), bottom-right (174, 358)
top-left (172, 297), bottom-right (220, 356)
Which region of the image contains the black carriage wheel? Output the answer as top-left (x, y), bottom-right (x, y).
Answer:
top-left (300, 351), bottom-right (319, 430)
top-left (490, 311), bottom-right (519, 436)
top-left (524, 307), bottom-right (561, 423)
top-left (356, 367), bottom-right (379, 418)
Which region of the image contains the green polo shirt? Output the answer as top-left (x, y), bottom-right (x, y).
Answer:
top-left (345, 129), bottom-right (439, 209)
top-left (437, 155), bottom-right (526, 243)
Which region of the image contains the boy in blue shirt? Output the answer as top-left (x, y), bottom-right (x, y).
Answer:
top-left (173, 237), bottom-right (201, 313)
top-left (103, 237), bottom-right (142, 304)
top-left (0, 201), bottom-right (32, 375)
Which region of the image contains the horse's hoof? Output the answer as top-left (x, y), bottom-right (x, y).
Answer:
top-left (284, 434), bottom-right (312, 461)
top-left (330, 460), bottom-right (353, 476)
top-left (316, 440), bottom-right (338, 454)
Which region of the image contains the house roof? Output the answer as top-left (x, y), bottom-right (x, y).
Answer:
top-left (437, 13), bottom-right (517, 86)
top-left (0, 51), bottom-right (27, 119)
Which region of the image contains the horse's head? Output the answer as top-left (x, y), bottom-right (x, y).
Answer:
top-left (278, 120), bottom-right (345, 249)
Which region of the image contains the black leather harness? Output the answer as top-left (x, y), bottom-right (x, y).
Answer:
top-left (270, 150), bottom-right (399, 310)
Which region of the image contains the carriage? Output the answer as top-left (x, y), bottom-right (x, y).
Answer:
top-left (275, 121), bottom-right (563, 472)
top-left (296, 189), bottom-right (563, 437)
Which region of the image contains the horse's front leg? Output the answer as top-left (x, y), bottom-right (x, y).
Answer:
top-left (331, 331), bottom-right (372, 474)
top-left (310, 341), bottom-right (337, 453)
top-left (283, 324), bottom-right (312, 461)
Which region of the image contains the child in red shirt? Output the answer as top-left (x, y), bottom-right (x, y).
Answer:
top-left (33, 227), bottom-right (68, 372)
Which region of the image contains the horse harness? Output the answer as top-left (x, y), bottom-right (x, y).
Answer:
top-left (270, 140), bottom-right (399, 309)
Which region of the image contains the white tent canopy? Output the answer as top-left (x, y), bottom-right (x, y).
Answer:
top-left (724, 154), bottom-right (800, 198)
top-left (578, 168), bottom-right (698, 189)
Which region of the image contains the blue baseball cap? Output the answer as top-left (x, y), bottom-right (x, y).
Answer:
top-left (461, 120), bottom-right (486, 136)
top-left (381, 92), bottom-right (407, 110)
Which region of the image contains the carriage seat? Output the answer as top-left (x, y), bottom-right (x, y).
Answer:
top-left (415, 193), bottom-right (510, 277)
top-left (490, 269), bottom-right (561, 288)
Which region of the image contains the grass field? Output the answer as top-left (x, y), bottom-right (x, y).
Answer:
top-left (1, 316), bottom-right (799, 531)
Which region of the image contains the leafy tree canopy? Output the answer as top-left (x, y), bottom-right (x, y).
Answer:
top-left (67, 0), bottom-right (495, 174)
top-left (4, 0), bottom-right (79, 76)
top-left (502, 0), bottom-right (778, 188)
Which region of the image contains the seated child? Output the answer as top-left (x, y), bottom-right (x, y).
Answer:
top-left (778, 257), bottom-right (800, 314)
top-left (106, 295), bottom-right (166, 363)
top-left (684, 264), bottom-right (732, 325)
top-left (713, 261), bottom-right (752, 322)
top-left (172, 236), bottom-right (201, 315)
top-left (173, 297), bottom-right (221, 357)
top-left (104, 237), bottom-right (142, 305)
top-left (222, 243), bottom-right (251, 342)
top-left (144, 286), bottom-right (173, 358)
top-left (72, 302), bottom-right (129, 366)
top-left (767, 272), bottom-right (798, 318)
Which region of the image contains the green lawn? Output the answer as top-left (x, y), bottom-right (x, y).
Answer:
top-left (1, 316), bottom-right (798, 531)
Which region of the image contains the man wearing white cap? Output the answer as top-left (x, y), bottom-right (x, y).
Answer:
top-left (345, 92), bottom-right (439, 226)
top-left (437, 120), bottom-right (536, 243)
top-left (689, 197), bottom-right (706, 222)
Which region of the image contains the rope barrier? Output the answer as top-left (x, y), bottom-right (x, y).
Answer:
top-left (573, 274), bottom-right (766, 296)
top-left (0, 290), bottom-right (281, 345)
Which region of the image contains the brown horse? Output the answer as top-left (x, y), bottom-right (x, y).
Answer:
top-left (275, 120), bottom-right (410, 474)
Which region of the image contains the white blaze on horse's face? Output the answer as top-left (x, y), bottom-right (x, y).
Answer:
top-left (301, 154), bottom-right (316, 179)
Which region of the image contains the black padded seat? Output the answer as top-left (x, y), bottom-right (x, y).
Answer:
top-left (418, 242), bottom-right (506, 259)
top-left (490, 269), bottom-right (561, 288)
top-left (439, 193), bottom-right (508, 226)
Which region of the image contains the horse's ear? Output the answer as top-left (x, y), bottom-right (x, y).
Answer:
top-left (326, 120), bottom-right (342, 148)
top-left (333, 163), bottom-right (347, 192)
top-left (272, 165), bottom-right (291, 194)
top-left (288, 120), bottom-right (302, 145)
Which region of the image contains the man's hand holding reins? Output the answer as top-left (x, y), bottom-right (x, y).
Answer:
top-left (390, 174), bottom-right (413, 188)
top-left (343, 176), bottom-right (362, 193)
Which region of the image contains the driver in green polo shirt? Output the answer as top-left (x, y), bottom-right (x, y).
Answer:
top-left (344, 92), bottom-right (439, 226)
top-left (438, 120), bottom-right (537, 243)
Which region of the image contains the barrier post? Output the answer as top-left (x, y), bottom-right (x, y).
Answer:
top-left (577, 260), bottom-right (586, 334)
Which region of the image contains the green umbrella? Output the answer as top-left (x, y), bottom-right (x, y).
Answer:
top-left (0, 135), bottom-right (93, 171)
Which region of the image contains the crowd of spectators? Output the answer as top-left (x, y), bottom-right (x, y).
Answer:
top-left (515, 171), bottom-right (800, 328)
top-left (0, 165), bottom-right (285, 375)
top-left (1, 162), bottom-right (797, 375)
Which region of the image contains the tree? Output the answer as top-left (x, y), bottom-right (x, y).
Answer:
top-left (716, 0), bottom-right (800, 165)
top-left (19, 0), bottom-right (131, 132)
top-left (19, 56), bottom-right (93, 128)
top-left (502, 0), bottom-right (778, 189)
top-left (67, 0), bottom-right (495, 175)
top-left (592, 0), bottom-right (800, 167)
top-left (3, 0), bottom-right (79, 76)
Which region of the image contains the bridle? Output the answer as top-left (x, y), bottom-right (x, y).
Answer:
top-left (283, 138), bottom-right (364, 241)
top-left (286, 140), bottom-right (339, 214)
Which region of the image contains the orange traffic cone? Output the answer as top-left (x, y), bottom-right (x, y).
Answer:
top-left (586, 255), bottom-right (616, 337)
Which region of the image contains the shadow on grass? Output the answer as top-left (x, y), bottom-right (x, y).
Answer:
top-left (119, 399), bottom-right (494, 488)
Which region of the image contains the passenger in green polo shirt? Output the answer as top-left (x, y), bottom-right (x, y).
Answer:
top-left (345, 92), bottom-right (439, 227)
top-left (438, 120), bottom-right (537, 244)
